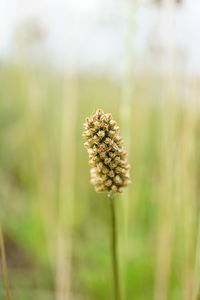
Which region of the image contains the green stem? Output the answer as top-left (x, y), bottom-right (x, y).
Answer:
top-left (109, 194), bottom-right (121, 300)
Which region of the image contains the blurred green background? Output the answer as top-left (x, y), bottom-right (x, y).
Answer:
top-left (0, 1), bottom-right (200, 300)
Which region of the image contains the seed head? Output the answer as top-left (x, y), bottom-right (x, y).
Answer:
top-left (82, 109), bottom-right (131, 194)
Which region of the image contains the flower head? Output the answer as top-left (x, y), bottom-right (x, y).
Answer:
top-left (83, 109), bottom-right (131, 194)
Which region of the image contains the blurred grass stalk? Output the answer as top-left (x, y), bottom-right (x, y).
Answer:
top-left (154, 2), bottom-right (182, 300)
top-left (55, 58), bottom-right (78, 300)
top-left (154, 92), bottom-right (179, 300)
top-left (0, 224), bottom-right (12, 300)
top-left (120, 0), bottom-right (136, 237)
top-left (189, 90), bottom-right (199, 300)
top-left (119, 1), bottom-right (138, 298)
top-left (193, 212), bottom-right (200, 300)
top-left (181, 102), bottom-right (198, 300)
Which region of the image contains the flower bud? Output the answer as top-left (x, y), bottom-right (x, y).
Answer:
top-left (83, 109), bottom-right (131, 194)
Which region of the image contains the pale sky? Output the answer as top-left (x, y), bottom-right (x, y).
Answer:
top-left (0, 0), bottom-right (200, 75)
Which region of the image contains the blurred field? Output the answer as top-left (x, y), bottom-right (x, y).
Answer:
top-left (0, 60), bottom-right (200, 300)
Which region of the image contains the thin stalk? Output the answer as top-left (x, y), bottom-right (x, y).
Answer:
top-left (0, 225), bottom-right (12, 300)
top-left (192, 213), bottom-right (200, 300)
top-left (55, 58), bottom-right (78, 300)
top-left (120, 3), bottom-right (138, 298)
top-left (109, 194), bottom-right (121, 300)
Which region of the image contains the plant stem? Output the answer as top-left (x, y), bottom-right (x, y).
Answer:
top-left (109, 194), bottom-right (121, 300)
top-left (192, 213), bottom-right (200, 300)
top-left (0, 224), bottom-right (12, 300)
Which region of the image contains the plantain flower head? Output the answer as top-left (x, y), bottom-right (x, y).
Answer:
top-left (82, 109), bottom-right (131, 194)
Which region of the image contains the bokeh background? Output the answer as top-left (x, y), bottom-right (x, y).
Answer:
top-left (0, 0), bottom-right (200, 299)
